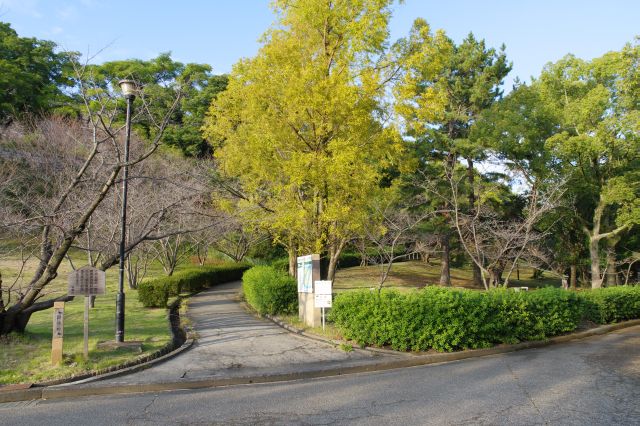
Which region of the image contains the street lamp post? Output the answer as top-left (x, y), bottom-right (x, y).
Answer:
top-left (115, 79), bottom-right (137, 343)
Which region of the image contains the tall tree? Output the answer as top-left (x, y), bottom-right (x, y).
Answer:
top-left (84, 53), bottom-right (227, 157)
top-left (394, 19), bottom-right (511, 285)
top-left (0, 22), bottom-right (75, 123)
top-left (537, 42), bottom-right (640, 288)
top-left (0, 65), bottom-right (181, 334)
top-left (204, 0), bottom-right (407, 280)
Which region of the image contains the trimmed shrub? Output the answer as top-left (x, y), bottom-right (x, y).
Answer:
top-left (138, 263), bottom-right (251, 308)
top-left (581, 286), bottom-right (640, 323)
top-left (138, 280), bottom-right (171, 309)
top-left (329, 287), bottom-right (587, 352)
top-left (242, 265), bottom-right (297, 315)
top-left (270, 258), bottom-right (289, 273)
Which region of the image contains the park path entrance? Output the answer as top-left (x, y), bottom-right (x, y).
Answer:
top-left (81, 281), bottom-right (396, 386)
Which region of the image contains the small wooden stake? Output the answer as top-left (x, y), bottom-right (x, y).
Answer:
top-left (51, 301), bottom-right (65, 365)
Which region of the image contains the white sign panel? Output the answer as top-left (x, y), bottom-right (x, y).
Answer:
top-left (314, 294), bottom-right (332, 308)
top-left (68, 266), bottom-right (106, 296)
top-left (314, 280), bottom-right (332, 308)
top-left (315, 280), bottom-right (332, 295)
top-left (297, 255), bottom-right (313, 293)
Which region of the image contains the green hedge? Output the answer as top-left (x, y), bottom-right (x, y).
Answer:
top-left (137, 280), bottom-right (171, 309)
top-left (581, 286), bottom-right (640, 323)
top-left (242, 265), bottom-right (297, 315)
top-left (138, 263), bottom-right (251, 308)
top-left (329, 286), bottom-right (640, 352)
top-left (271, 258), bottom-right (289, 273)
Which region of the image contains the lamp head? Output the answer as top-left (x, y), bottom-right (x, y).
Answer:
top-left (118, 80), bottom-right (138, 99)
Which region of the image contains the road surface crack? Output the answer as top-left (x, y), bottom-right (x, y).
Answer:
top-left (505, 359), bottom-right (548, 425)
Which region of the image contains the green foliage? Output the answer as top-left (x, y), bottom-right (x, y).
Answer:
top-left (137, 280), bottom-right (171, 309)
top-left (138, 263), bottom-right (250, 308)
top-left (330, 287), bottom-right (591, 351)
top-left (270, 258), bottom-right (290, 273)
top-left (242, 266), bottom-right (298, 315)
top-left (205, 0), bottom-right (408, 263)
top-left (0, 22), bottom-right (75, 122)
top-left (337, 252), bottom-right (363, 269)
top-left (581, 286), bottom-right (640, 323)
top-left (83, 53), bottom-right (227, 157)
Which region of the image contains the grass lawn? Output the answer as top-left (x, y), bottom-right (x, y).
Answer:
top-left (333, 260), bottom-right (560, 292)
top-left (0, 249), bottom-right (189, 385)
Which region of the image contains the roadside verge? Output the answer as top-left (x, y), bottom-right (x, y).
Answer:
top-left (1, 319), bottom-right (638, 404)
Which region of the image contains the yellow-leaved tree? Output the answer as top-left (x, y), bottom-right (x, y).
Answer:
top-left (204, 0), bottom-right (408, 279)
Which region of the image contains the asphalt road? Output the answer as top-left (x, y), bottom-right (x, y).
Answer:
top-left (2, 325), bottom-right (639, 425)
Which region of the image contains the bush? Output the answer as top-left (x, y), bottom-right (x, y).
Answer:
top-left (270, 257), bottom-right (289, 273)
top-left (138, 280), bottom-right (171, 309)
top-left (329, 287), bottom-right (587, 352)
top-left (581, 286), bottom-right (640, 323)
top-left (138, 263), bottom-right (251, 308)
top-left (242, 265), bottom-right (298, 315)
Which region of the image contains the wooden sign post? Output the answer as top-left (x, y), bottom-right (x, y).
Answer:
top-left (68, 266), bottom-right (106, 360)
top-left (51, 301), bottom-right (65, 365)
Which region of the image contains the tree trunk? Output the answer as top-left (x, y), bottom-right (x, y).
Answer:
top-left (327, 240), bottom-right (346, 281)
top-left (439, 233), bottom-right (451, 287)
top-left (589, 238), bottom-right (603, 289)
top-left (287, 244), bottom-right (297, 277)
top-left (570, 264), bottom-right (577, 289)
top-left (605, 243), bottom-right (619, 287)
top-left (472, 263), bottom-right (482, 288)
top-left (466, 157), bottom-right (483, 288)
top-left (1, 295), bottom-right (74, 335)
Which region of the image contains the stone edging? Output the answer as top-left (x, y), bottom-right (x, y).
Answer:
top-left (263, 313), bottom-right (412, 356)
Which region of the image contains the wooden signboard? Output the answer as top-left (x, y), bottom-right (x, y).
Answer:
top-left (67, 266), bottom-right (107, 360)
top-left (68, 266), bottom-right (106, 296)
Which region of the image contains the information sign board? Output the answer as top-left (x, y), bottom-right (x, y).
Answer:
top-left (68, 266), bottom-right (106, 296)
top-left (297, 255), bottom-right (313, 293)
top-left (314, 280), bottom-right (332, 308)
top-left (314, 294), bottom-right (332, 308)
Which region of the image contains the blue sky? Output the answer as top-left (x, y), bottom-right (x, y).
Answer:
top-left (2, 0), bottom-right (638, 89)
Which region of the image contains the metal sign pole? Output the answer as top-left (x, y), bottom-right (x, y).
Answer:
top-left (84, 296), bottom-right (89, 359)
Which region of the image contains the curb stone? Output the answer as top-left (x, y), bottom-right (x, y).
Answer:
top-left (240, 300), bottom-right (406, 357)
top-left (51, 338), bottom-right (195, 387)
top-left (2, 318), bottom-right (639, 403)
top-left (264, 313), bottom-right (414, 357)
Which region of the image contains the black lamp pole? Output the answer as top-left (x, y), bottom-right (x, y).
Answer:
top-left (116, 80), bottom-right (136, 343)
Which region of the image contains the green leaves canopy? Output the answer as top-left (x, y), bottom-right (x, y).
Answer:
top-left (0, 22), bottom-right (75, 122)
top-left (204, 0), bottom-right (408, 256)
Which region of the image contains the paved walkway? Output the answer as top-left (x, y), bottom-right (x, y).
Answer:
top-left (78, 281), bottom-right (400, 386)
